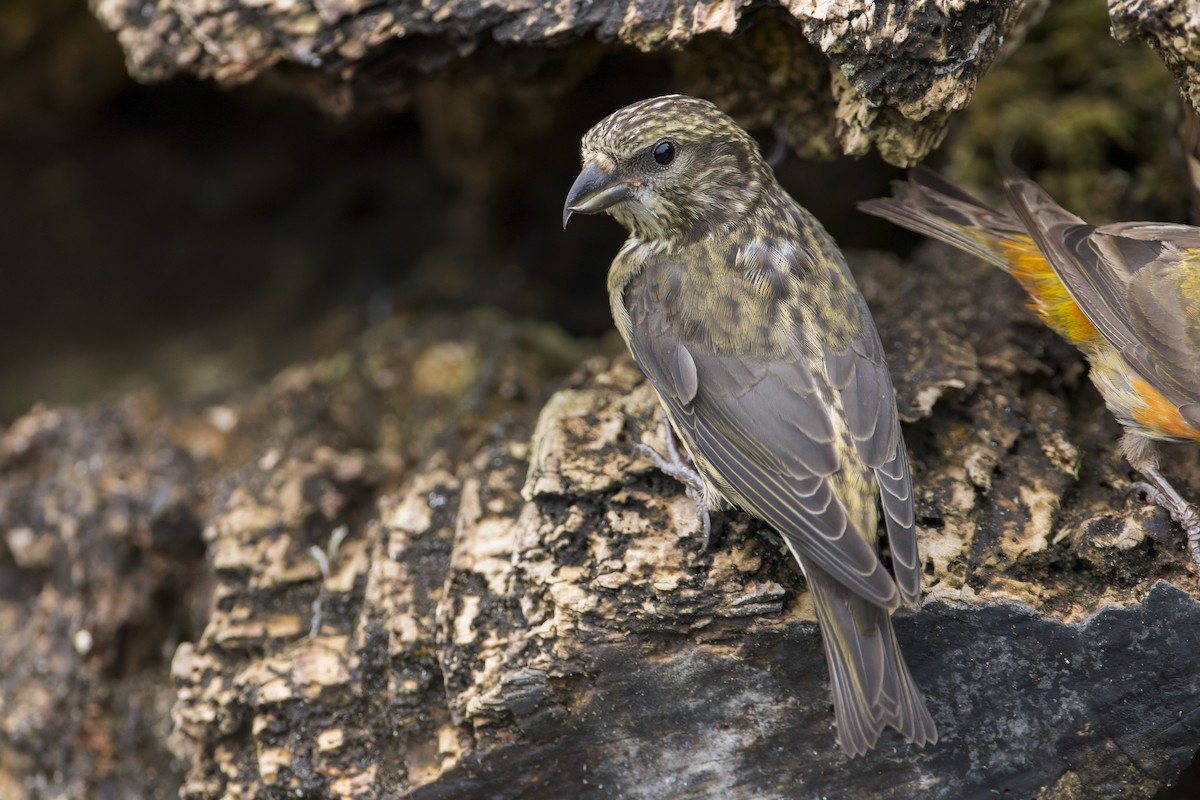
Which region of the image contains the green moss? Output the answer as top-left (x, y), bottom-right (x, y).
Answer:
top-left (941, 0), bottom-right (1188, 223)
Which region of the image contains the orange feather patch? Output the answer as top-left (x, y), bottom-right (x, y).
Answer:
top-left (996, 236), bottom-right (1101, 346)
top-left (1131, 377), bottom-right (1200, 441)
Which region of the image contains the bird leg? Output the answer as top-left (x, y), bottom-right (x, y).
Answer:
top-left (1129, 466), bottom-right (1200, 572)
top-left (633, 410), bottom-right (713, 549)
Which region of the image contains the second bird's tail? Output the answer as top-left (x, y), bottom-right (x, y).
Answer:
top-left (861, 167), bottom-right (1097, 346)
top-left (859, 165), bottom-right (1030, 272)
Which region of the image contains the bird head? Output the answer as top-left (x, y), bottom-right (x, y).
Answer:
top-left (563, 95), bottom-right (772, 243)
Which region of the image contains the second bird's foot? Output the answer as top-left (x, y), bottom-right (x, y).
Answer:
top-left (1130, 468), bottom-right (1200, 574)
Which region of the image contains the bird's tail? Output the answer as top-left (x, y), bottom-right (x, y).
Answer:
top-left (806, 564), bottom-right (938, 756)
top-left (859, 165), bottom-right (1029, 272)
top-left (860, 166), bottom-right (1096, 347)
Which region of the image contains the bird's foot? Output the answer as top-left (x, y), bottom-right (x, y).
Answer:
top-left (634, 411), bottom-right (712, 549)
top-left (1130, 467), bottom-right (1200, 573)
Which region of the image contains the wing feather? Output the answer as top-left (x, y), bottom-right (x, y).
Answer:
top-left (1003, 179), bottom-right (1142, 355)
top-left (1006, 179), bottom-right (1200, 412)
top-left (622, 256), bottom-right (920, 610)
top-left (1088, 224), bottom-right (1200, 409)
top-left (1124, 253), bottom-right (1200, 409)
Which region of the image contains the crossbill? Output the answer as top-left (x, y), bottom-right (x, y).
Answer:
top-left (861, 168), bottom-right (1200, 570)
top-left (562, 95), bottom-right (937, 755)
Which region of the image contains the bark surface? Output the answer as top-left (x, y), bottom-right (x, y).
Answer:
top-left (1111, 0), bottom-right (1200, 113)
top-left (4, 249), bottom-right (1199, 799)
top-left (90, 0), bottom-right (1029, 165)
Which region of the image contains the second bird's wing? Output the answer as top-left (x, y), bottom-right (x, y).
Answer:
top-left (1003, 179), bottom-right (1141, 354)
top-left (622, 273), bottom-right (915, 611)
top-left (1006, 179), bottom-right (1200, 417)
top-left (1092, 224), bottom-right (1200, 419)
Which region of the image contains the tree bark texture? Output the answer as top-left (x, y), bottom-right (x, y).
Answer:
top-left (89, 0), bottom-right (1030, 165)
top-left (3, 249), bottom-right (1199, 799)
top-left (1111, 0), bottom-right (1200, 114)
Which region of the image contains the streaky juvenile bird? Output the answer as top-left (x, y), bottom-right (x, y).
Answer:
top-left (563, 94), bottom-right (937, 755)
top-left (861, 168), bottom-right (1200, 571)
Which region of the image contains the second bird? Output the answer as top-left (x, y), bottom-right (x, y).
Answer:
top-left (563, 94), bottom-right (937, 755)
top-left (861, 168), bottom-right (1200, 573)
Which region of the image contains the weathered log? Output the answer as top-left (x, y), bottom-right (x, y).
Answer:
top-left (0, 394), bottom-right (202, 798)
top-left (89, 0), bottom-right (1028, 165)
top-left (4, 247), bottom-right (1198, 798)
top-left (1111, 0), bottom-right (1200, 114)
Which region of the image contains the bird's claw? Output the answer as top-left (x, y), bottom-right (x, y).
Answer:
top-left (685, 483), bottom-right (713, 550)
top-left (1183, 506), bottom-right (1200, 574)
top-left (1126, 481), bottom-right (1164, 506)
top-left (1133, 468), bottom-right (1200, 574)
top-left (633, 419), bottom-right (713, 550)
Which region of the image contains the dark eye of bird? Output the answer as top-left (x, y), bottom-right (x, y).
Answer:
top-left (652, 140), bottom-right (676, 166)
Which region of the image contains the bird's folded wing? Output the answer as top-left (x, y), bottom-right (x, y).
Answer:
top-left (1007, 180), bottom-right (1200, 416)
top-left (623, 275), bottom-right (916, 610)
top-left (1093, 225), bottom-right (1200, 416)
top-left (1004, 179), bottom-right (1140, 351)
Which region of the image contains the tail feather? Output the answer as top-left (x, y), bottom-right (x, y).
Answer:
top-left (805, 563), bottom-right (938, 756)
top-left (1001, 178), bottom-right (1112, 347)
top-left (858, 165), bottom-right (1025, 272)
top-left (862, 168), bottom-right (1103, 345)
